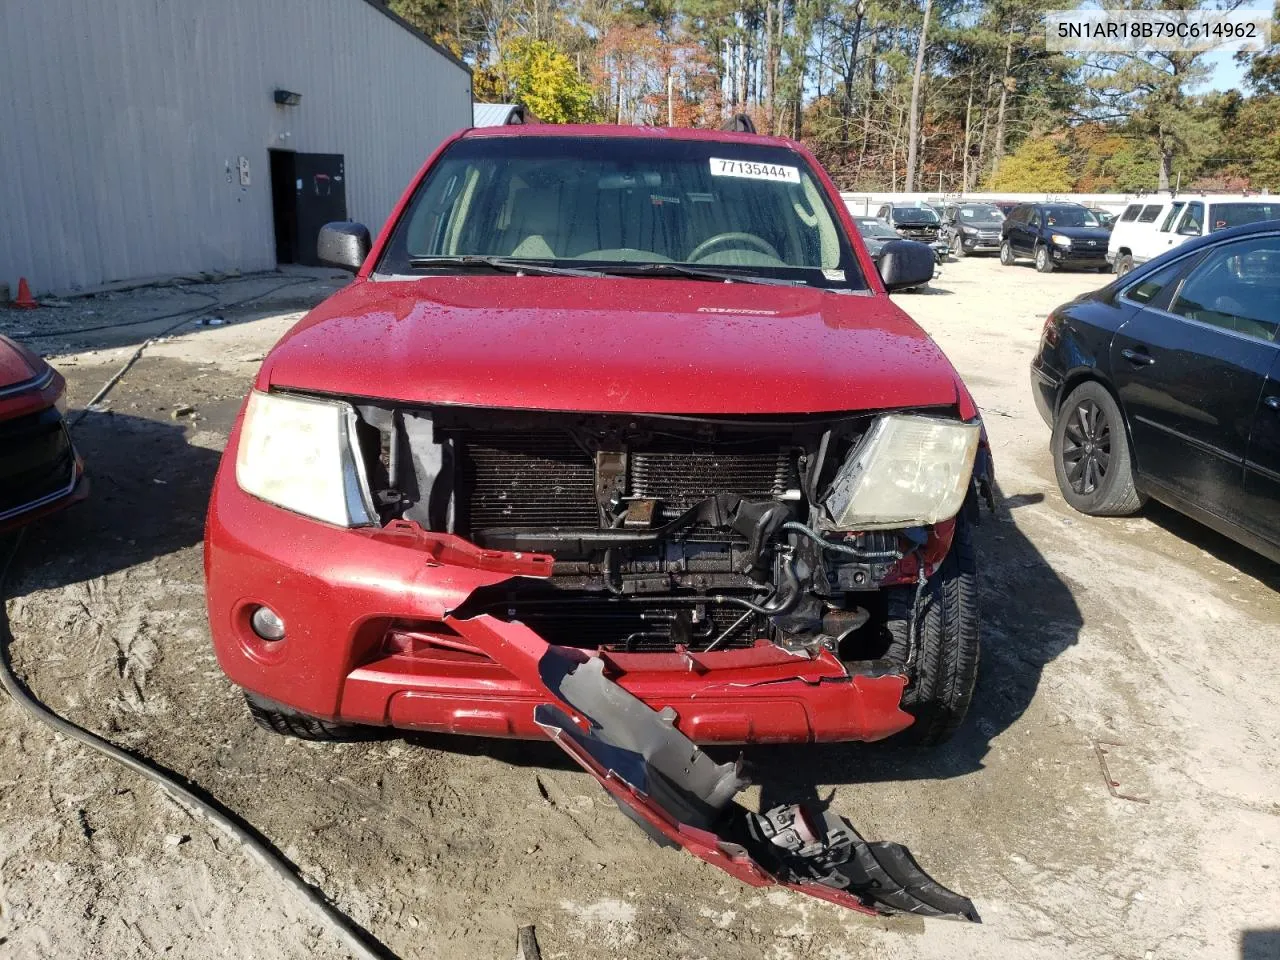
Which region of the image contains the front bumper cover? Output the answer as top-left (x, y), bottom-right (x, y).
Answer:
top-left (536, 654), bottom-right (979, 920)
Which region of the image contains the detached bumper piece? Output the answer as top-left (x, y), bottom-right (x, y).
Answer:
top-left (534, 655), bottom-right (979, 922)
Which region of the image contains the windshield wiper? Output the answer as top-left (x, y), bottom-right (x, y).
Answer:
top-left (406, 256), bottom-right (607, 278)
top-left (587, 262), bottom-right (807, 286)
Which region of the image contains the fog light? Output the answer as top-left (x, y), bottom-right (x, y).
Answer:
top-left (250, 606), bottom-right (286, 641)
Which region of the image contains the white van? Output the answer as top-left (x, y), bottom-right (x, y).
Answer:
top-left (1109, 195), bottom-right (1280, 274)
top-left (1107, 198), bottom-right (1180, 275)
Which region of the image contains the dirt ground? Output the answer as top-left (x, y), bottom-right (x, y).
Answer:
top-left (1, 259), bottom-right (1278, 960)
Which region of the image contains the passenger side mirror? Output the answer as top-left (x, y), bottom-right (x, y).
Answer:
top-left (317, 221), bottom-right (372, 272)
top-left (877, 239), bottom-right (935, 291)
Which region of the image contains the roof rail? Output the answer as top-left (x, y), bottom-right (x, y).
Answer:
top-left (721, 113), bottom-right (756, 134)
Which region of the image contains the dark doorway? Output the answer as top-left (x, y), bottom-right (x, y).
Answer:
top-left (268, 150), bottom-right (297, 264)
top-left (267, 151), bottom-right (348, 265)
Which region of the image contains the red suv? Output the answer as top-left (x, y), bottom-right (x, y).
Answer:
top-left (205, 126), bottom-right (993, 752)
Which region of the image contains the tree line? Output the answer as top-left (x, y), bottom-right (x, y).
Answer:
top-left (391, 0), bottom-right (1280, 193)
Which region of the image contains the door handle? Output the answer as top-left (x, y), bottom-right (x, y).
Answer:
top-left (1266, 395), bottom-right (1280, 411)
top-left (1121, 347), bottom-right (1155, 366)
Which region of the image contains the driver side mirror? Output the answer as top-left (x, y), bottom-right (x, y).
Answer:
top-left (877, 239), bottom-right (935, 291)
top-left (318, 221), bottom-right (372, 272)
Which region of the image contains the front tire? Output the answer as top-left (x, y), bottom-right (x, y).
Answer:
top-left (244, 692), bottom-right (374, 741)
top-left (999, 240), bottom-right (1015, 265)
top-left (1052, 381), bottom-right (1145, 516)
top-left (884, 516), bottom-right (980, 746)
top-left (1115, 254), bottom-right (1134, 276)
top-left (1034, 244), bottom-right (1055, 273)
top-left (952, 235), bottom-right (967, 258)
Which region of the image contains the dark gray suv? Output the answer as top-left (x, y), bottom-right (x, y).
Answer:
top-left (941, 202), bottom-right (1005, 257)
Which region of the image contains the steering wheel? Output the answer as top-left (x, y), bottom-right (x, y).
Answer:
top-left (687, 232), bottom-right (781, 263)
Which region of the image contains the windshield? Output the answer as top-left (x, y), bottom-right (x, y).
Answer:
top-left (378, 135), bottom-right (865, 290)
top-left (1042, 206), bottom-right (1099, 228)
top-left (958, 204), bottom-right (1003, 222)
top-left (856, 219), bottom-right (899, 239)
top-left (1209, 202), bottom-right (1280, 231)
top-left (891, 207), bottom-right (939, 224)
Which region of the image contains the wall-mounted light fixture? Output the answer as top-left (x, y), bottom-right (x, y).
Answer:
top-left (273, 89), bottom-right (302, 106)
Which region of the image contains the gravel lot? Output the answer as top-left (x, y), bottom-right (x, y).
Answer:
top-left (1, 258), bottom-right (1277, 960)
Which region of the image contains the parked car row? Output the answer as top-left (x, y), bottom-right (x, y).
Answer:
top-left (853, 195), bottom-right (1280, 279)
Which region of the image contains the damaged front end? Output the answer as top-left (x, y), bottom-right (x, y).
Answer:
top-left (216, 394), bottom-right (991, 920)
top-left (354, 404), bottom-right (985, 671)
top-left (534, 652), bottom-right (980, 921)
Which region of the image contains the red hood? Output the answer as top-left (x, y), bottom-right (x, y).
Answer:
top-left (0, 335), bottom-right (42, 390)
top-left (261, 277), bottom-right (964, 415)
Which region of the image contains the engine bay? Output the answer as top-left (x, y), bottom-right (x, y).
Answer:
top-left (350, 404), bottom-right (972, 658)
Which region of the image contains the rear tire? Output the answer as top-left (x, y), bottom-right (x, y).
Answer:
top-left (999, 240), bottom-right (1015, 265)
top-left (244, 692), bottom-right (373, 741)
top-left (1051, 381), bottom-right (1145, 516)
top-left (1034, 244), bottom-right (1055, 273)
top-left (883, 516), bottom-right (980, 747)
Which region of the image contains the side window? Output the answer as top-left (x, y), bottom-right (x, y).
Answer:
top-left (1177, 202), bottom-right (1204, 236)
top-left (1028, 209), bottom-right (1042, 228)
top-left (1122, 261), bottom-right (1185, 305)
top-left (1168, 237), bottom-right (1280, 342)
top-left (1120, 204), bottom-right (1143, 223)
top-left (1137, 204), bottom-right (1162, 223)
top-left (1158, 202), bottom-right (1185, 232)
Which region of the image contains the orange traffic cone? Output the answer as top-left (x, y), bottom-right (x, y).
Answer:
top-left (13, 277), bottom-right (38, 309)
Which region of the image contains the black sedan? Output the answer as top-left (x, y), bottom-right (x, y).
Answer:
top-left (1031, 220), bottom-right (1280, 562)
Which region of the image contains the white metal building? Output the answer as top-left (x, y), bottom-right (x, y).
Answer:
top-left (0, 0), bottom-right (472, 294)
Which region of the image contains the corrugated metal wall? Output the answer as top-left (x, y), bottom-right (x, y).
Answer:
top-left (0, 0), bottom-right (471, 294)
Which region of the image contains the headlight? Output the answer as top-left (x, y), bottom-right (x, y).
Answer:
top-left (235, 390), bottom-right (375, 527)
top-left (1051, 233), bottom-right (1072, 247)
top-left (822, 415), bottom-right (981, 530)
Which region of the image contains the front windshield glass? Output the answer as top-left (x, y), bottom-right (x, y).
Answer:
top-left (959, 204), bottom-right (1003, 222)
top-left (1042, 206), bottom-right (1099, 228)
top-left (891, 206), bottom-right (939, 224)
top-left (378, 135), bottom-right (866, 290)
top-left (856, 219), bottom-right (899, 239)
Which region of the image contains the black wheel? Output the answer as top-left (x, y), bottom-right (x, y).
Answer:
top-left (1115, 254), bottom-right (1134, 277)
top-left (1034, 244), bottom-right (1055, 273)
top-left (883, 515), bottom-right (980, 746)
top-left (244, 691), bottom-right (374, 741)
top-left (1051, 381), bottom-right (1144, 516)
top-left (999, 240), bottom-right (1015, 265)
top-left (952, 234), bottom-right (967, 259)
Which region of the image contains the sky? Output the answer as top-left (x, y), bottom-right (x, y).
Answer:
top-left (1202, 47), bottom-right (1249, 92)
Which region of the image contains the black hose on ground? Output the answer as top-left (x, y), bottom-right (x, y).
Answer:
top-left (1, 276), bottom-right (403, 959)
top-left (0, 533), bottom-right (396, 960)
top-left (21, 275), bottom-right (318, 340)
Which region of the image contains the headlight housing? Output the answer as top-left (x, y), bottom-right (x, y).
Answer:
top-left (822, 415), bottom-right (981, 530)
top-left (1050, 233), bottom-right (1072, 247)
top-left (235, 390), bottom-right (375, 527)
